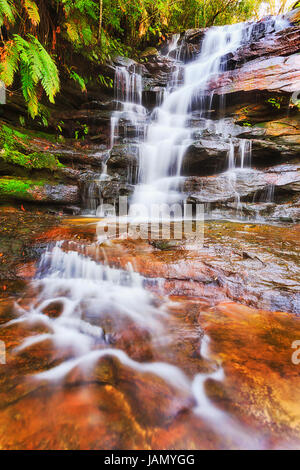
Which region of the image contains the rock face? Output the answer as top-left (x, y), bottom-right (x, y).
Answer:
top-left (184, 164), bottom-right (300, 203)
top-left (227, 25), bottom-right (300, 67)
top-left (107, 144), bottom-right (139, 182)
top-left (211, 54), bottom-right (300, 95)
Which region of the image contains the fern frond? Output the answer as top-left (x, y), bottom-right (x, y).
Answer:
top-left (23, 0), bottom-right (40, 26)
top-left (70, 70), bottom-right (87, 92)
top-left (6, 35), bottom-right (59, 117)
top-left (0, 0), bottom-right (15, 26)
top-left (0, 40), bottom-right (19, 86)
top-left (28, 35), bottom-right (60, 103)
top-left (13, 35), bottom-right (41, 84)
top-left (65, 20), bottom-right (80, 43)
top-left (19, 60), bottom-right (38, 118)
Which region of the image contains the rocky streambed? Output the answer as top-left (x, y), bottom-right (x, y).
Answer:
top-left (0, 214), bottom-right (299, 449)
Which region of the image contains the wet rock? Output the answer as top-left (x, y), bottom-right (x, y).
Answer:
top-left (37, 184), bottom-right (80, 204)
top-left (229, 25), bottom-right (300, 68)
top-left (52, 109), bottom-right (112, 126)
top-left (63, 205), bottom-right (81, 215)
top-left (80, 100), bottom-right (116, 111)
top-left (93, 179), bottom-right (134, 205)
top-left (252, 138), bottom-right (300, 163)
top-left (113, 56), bottom-right (138, 68)
top-left (207, 197), bottom-right (300, 224)
top-left (107, 144), bottom-right (139, 182)
top-left (182, 128), bottom-right (300, 175)
top-left (0, 177), bottom-right (80, 204)
top-left (100, 180), bottom-right (134, 198)
top-left (184, 164), bottom-right (300, 204)
top-left (142, 55), bottom-right (182, 92)
top-left (55, 148), bottom-right (109, 167)
top-left (182, 139), bottom-right (230, 175)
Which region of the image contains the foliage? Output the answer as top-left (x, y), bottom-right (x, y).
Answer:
top-left (69, 70), bottom-right (87, 93)
top-left (0, 178), bottom-right (32, 197)
top-left (266, 97), bottom-right (283, 109)
top-left (0, 34), bottom-right (60, 118)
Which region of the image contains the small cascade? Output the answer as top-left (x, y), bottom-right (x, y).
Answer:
top-left (11, 243), bottom-right (166, 357)
top-left (110, 65), bottom-right (147, 148)
top-left (82, 153), bottom-right (111, 215)
top-left (7, 239), bottom-right (265, 447)
top-left (166, 33), bottom-right (180, 58)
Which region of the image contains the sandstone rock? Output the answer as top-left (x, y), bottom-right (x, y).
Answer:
top-left (228, 25), bottom-right (300, 68)
top-left (211, 54), bottom-right (300, 95)
top-left (53, 109), bottom-right (112, 125)
top-left (55, 148), bottom-right (109, 166)
top-left (184, 164), bottom-right (300, 204)
top-left (32, 183), bottom-right (80, 204)
top-left (182, 139), bottom-right (229, 175)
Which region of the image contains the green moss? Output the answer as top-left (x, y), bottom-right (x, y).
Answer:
top-left (0, 177), bottom-right (44, 200)
top-left (0, 124), bottom-right (63, 170)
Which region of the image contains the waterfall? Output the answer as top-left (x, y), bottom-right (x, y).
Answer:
top-left (131, 23), bottom-right (250, 209)
top-left (107, 17), bottom-right (289, 218)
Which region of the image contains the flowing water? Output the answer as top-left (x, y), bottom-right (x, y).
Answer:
top-left (1, 16), bottom-right (299, 450)
top-left (106, 17), bottom-right (289, 219)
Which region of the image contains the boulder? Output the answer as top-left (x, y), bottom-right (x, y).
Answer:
top-left (182, 139), bottom-right (230, 175)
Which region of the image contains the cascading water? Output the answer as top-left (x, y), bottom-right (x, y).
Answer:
top-left (110, 65), bottom-right (147, 149)
top-left (5, 239), bottom-right (263, 448)
top-left (108, 17), bottom-right (288, 219)
top-left (131, 23), bottom-right (251, 209)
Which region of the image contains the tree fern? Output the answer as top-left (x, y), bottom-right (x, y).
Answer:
top-left (23, 0), bottom-right (40, 26)
top-left (1, 34), bottom-right (60, 118)
top-left (0, 0), bottom-right (15, 26)
top-left (19, 60), bottom-right (38, 118)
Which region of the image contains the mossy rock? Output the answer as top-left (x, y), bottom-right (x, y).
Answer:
top-left (0, 177), bottom-right (80, 204)
top-left (0, 177), bottom-right (44, 201)
top-left (0, 124), bottom-right (63, 171)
